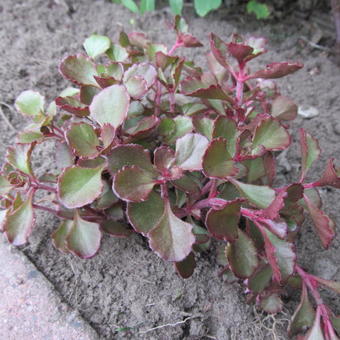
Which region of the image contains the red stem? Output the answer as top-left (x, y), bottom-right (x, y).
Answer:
top-left (154, 81), bottom-right (162, 116)
top-left (168, 39), bottom-right (183, 56)
top-left (33, 204), bottom-right (59, 215)
top-left (32, 183), bottom-right (57, 193)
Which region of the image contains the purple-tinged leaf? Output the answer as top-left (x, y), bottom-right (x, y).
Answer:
top-left (192, 116), bottom-right (214, 140)
top-left (248, 62), bottom-right (303, 79)
top-left (162, 116), bottom-right (193, 145)
top-left (271, 96), bottom-right (297, 121)
top-left (226, 229), bottom-right (259, 278)
top-left (124, 63), bottom-right (157, 88)
top-left (100, 124), bottom-right (115, 149)
top-left (313, 276), bottom-right (340, 295)
top-left (101, 220), bottom-right (133, 238)
top-left (262, 228), bottom-right (295, 282)
top-left (205, 199), bottom-right (242, 242)
top-left (202, 138), bottom-right (238, 179)
top-left (263, 152), bottom-right (276, 186)
top-left (80, 86), bottom-right (100, 105)
top-left (59, 54), bottom-right (99, 86)
top-left (66, 122), bottom-right (100, 159)
top-left (78, 157), bottom-right (106, 169)
top-left (4, 190), bottom-right (34, 246)
top-left (127, 191), bottom-right (164, 235)
top-left (94, 75), bottom-right (117, 88)
top-left (15, 90), bottom-right (45, 117)
top-left (303, 194), bottom-right (335, 249)
top-left (55, 96), bottom-right (90, 117)
top-left (125, 115), bottom-right (159, 138)
top-left (300, 129), bottom-right (321, 181)
top-left (179, 33), bottom-right (203, 48)
top-left (288, 283), bottom-right (315, 337)
top-left (172, 174), bottom-right (201, 195)
top-left (156, 52), bottom-right (179, 70)
top-left (175, 252), bottom-right (196, 279)
top-left (106, 44), bottom-right (129, 62)
top-left (66, 210), bottom-right (102, 259)
top-left (209, 33), bottom-right (229, 68)
top-left (212, 116), bottom-right (238, 156)
top-left (148, 200), bottom-right (195, 262)
top-left (206, 52), bottom-right (228, 84)
top-left (252, 118), bottom-right (291, 155)
top-left (83, 34), bottom-right (111, 59)
top-left (304, 307), bottom-right (325, 340)
top-left (317, 158), bottom-right (340, 189)
top-left (260, 293), bottom-right (283, 314)
top-left (124, 76), bottom-right (148, 99)
top-left (262, 189), bottom-right (287, 220)
top-left (248, 264), bottom-right (272, 293)
top-left (90, 84), bottom-right (130, 128)
top-left (6, 143), bottom-right (34, 175)
top-left (262, 218), bottom-right (288, 239)
top-left (92, 181), bottom-right (119, 210)
top-left (154, 146), bottom-right (182, 180)
top-left (229, 178), bottom-right (275, 209)
top-left (58, 165), bottom-right (104, 209)
top-left (227, 42), bottom-right (253, 64)
top-left (128, 32), bottom-right (150, 48)
top-left (243, 158), bottom-right (265, 183)
top-left (175, 133), bottom-right (209, 171)
top-left (52, 220), bottom-right (73, 253)
top-left (0, 175), bottom-right (13, 196)
top-left (113, 165), bottom-right (157, 202)
top-left (107, 144), bottom-right (155, 175)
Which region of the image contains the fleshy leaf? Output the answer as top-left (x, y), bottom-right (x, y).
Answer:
top-left (113, 165), bottom-right (156, 202)
top-left (304, 307), bottom-right (325, 340)
top-left (303, 194), bottom-right (335, 249)
top-left (89, 84), bottom-right (130, 127)
top-left (289, 283), bottom-right (315, 336)
top-left (148, 200), bottom-right (195, 262)
top-left (260, 293), bottom-right (283, 314)
top-left (248, 264), bottom-right (272, 293)
top-left (154, 146), bottom-right (182, 180)
top-left (194, 0), bottom-right (222, 17)
top-left (271, 96), bottom-right (297, 121)
top-left (66, 211), bottom-right (102, 259)
top-left (202, 138), bottom-right (238, 179)
top-left (317, 158), bottom-right (340, 189)
top-left (59, 54), bottom-right (98, 86)
top-left (15, 90), bottom-right (45, 117)
top-left (230, 178), bottom-right (275, 209)
top-left (52, 220), bottom-right (73, 253)
top-left (6, 143), bottom-right (34, 175)
top-left (55, 95), bottom-right (90, 117)
top-left (300, 129), bottom-right (321, 181)
top-left (226, 229), bottom-right (259, 278)
top-left (92, 181), bottom-right (119, 210)
top-left (107, 144), bottom-right (155, 175)
top-left (83, 34), bottom-right (111, 58)
top-left (58, 165), bottom-right (104, 209)
top-left (192, 116), bottom-right (214, 140)
top-left (212, 116), bottom-right (238, 156)
top-left (205, 199), bottom-right (242, 242)
top-left (5, 190), bottom-right (34, 246)
top-left (209, 33), bottom-right (229, 68)
top-left (249, 62), bottom-right (303, 79)
top-left (101, 220), bottom-right (133, 238)
top-left (174, 252), bottom-right (196, 279)
top-left (66, 122), bottom-right (100, 159)
top-left (262, 227), bottom-right (295, 282)
top-left (175, 133), bottom-right (209, 171)
top-left (313, 276), bottom-right (340, 295)
top-left (252, 118), bottom-right (290, 155)
top-left (127, 191), bottom-right (164, 235)
top-left (0, 175), bottom-right (13, 196)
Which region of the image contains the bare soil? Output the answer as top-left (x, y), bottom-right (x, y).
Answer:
top-left (1, 1), bottom-right (339, 339)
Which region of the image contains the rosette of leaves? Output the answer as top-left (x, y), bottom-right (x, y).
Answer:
top-left (1, 16), bottom-right (340, 339)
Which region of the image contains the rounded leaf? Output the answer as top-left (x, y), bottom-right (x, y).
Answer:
top-left (15, 90), bottom-right (45, 117)
top-left (83, 34), bottom-right (111, 58)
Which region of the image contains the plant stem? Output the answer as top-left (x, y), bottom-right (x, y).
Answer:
top-left (236, 63), bottom-right (246, 107)
top-left (32, 182), bottom-right (57, 193)
top-left (168, 39), bottom-right (183, 56)
top-left (154, 81), bottom-right (162, 116)
top-left (33, 204), bottom-right (59, 215)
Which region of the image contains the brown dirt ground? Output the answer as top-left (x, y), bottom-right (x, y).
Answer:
top-left (0, 1), bottom-right (339, 339)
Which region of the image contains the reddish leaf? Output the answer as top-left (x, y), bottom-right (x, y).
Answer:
top-left (52, 220), bottom-right (73, 253)
top-left (55, 96), bottom-right (90, 117)
top-left (174, 252), bottom-right (196, 279)
top-left (249, 62), bottom-right (303, 79)
top-left (271, 96), bottom-right (298, 121)
top-left (317, 158), bottom-right (340, 189)
top-left (179, 33), bottom-right (203, 48)
top-left (101, 220), bottom-right (133, 238)
top-left (262, 189), bottom-right (287, 220)
top-left (227, 42), bottom-right (253, 64)
top-left (209, 33), bottom-right (229, 68)
top-left (303, 194), bottom-right (335, 249)
top-left (154, 146), bottom-right (182, 180)
top-left (6, 143), bottom-right (34, 176)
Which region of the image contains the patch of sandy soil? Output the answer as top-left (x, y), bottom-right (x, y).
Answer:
top-left (0, 0), bottom-right (339, 339)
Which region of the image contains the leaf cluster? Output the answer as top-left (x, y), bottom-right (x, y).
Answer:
top-left (1, 16), bottom-right (340, 338)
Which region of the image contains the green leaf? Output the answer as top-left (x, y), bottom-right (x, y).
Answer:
top-left (16, 127), bottom-right (44, 144)
top-left (127, 191), bottom-right (165, 235)
top-left (212, 116), bottom-right (238, 156)
top-left (106, 44), bottom-right (129, 62)
top-left (205, 199), bottom-right (242, 242)
top-left (246, 0), bottom-right (270, 20)
top-left (289, 284), bottom-right (315, 336)
top-left (6, 143), bottom-right (34, 175)
top-left (252, 118), bottom-right (290, 155)
top-left (101, 220), bottom-right (133, 238)
top-left (5, 190), bottom-right (34, 246)
top-left (113, 166), bottom-right (156, 202)
top-left (243, 158), bottom-right (266, 182)
top-left (58, 165), bottom-right (104, 209)
top-left (260, 293), bottom-right (283, 314)
top-left (194, 0), bottom-right (222, 17)
top-left (52, 220), bottom-right (73, 253)
top-left (300, 129), bottom-right (320, 181)
top-left (90, 84), bottom-right (130, 127)
top-left (60, 55), bottom-right (99, 86)
top-left (121, 0), bottom-right (139, 13)
top-left (66, 210), bottom-right (102, 259)
top-left (175, 133), bottom-right (209, 171)
top-left (163, 116), bottom-right (193, 144)
top-left (192, 116), bottom-right (214, 140)
top-left (169, 0), bottom-right (183, 15)
top-left (66, 122), bottom-right (100, 159)
top-left (248, 264), bottom-right (272, 293)
top-left (83, 34), bottom-right (111, 58)
top-left (148, 200), bottom-right (195, 262)
top-left (226, 229), bottom-right (259, 278)
top-left (92, 181), bottom-right (119, 210)
top-left (175, 252), bottom-right (196, 279)
top-left (202, 138), bottom-right (238, 179)
top-left (331, 315), bottom-right (340, 335)
top-left (107, 144), bottom-right (155, 175)
top-left (0, 175), bottom-right (13, 196)
top-left (230, 178), bottom-right (275, 209)
top-left (15, 90), bottom-right (45, 117)
top-left (140, 0), bottom-right (155, 13)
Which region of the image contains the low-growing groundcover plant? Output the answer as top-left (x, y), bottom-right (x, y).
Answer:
top-left (1, 16), bottom-right (340, 338)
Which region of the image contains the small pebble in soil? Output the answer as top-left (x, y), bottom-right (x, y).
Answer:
top-left (298, 105), bottom-right (319, 119)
